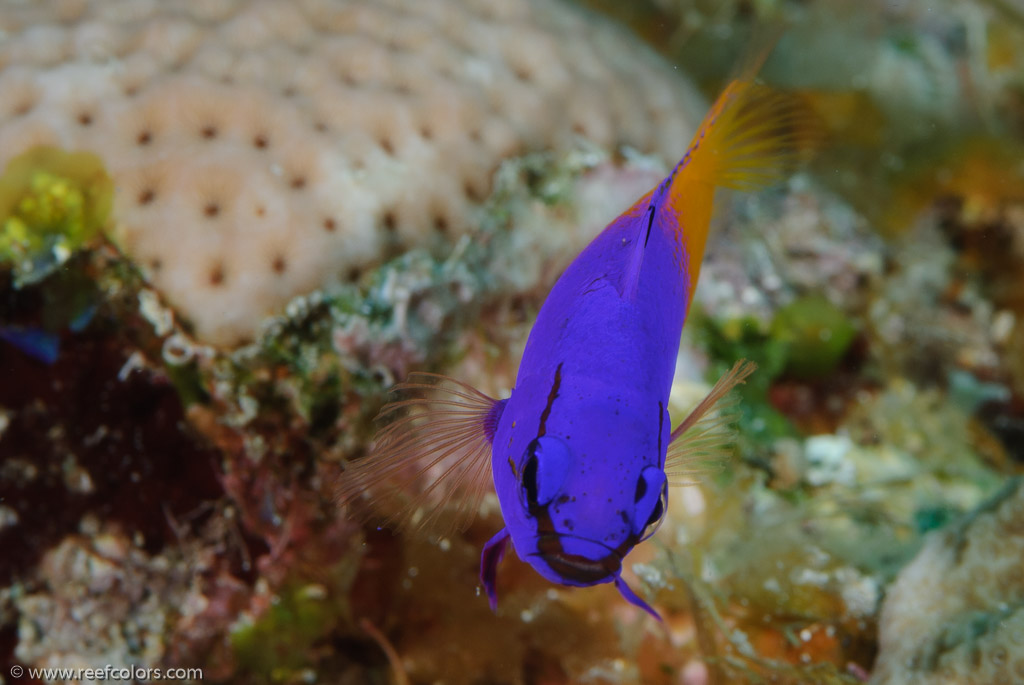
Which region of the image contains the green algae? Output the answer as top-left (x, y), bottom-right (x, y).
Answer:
top-left (230, 584), bottom-right (335, 679)
top-left (771, 296), bottom-right (858, 379)
top-left (696, 296), bottom-right (858, 388)
top-left (690, 310), bottom-right (797, 453)
top-left (230, 576), bottom-right (358, 683)
top-left (0, 146), bottom-right (113, 286)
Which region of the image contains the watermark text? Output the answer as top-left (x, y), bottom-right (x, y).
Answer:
top-left (10, 663), bottom-right (203, 681)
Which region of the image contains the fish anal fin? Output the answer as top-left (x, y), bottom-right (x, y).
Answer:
top-left (665, 359), bottom-right (756, 486)
top-left (336, 373), bottom-right (505, 537)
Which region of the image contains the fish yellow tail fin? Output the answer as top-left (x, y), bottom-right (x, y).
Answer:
top-left (674, 80), bottom-right (821, 192)
top-left (665, 76), bottom-right (821, 302)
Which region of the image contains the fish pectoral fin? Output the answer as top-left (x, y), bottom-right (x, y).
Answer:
top-left (665, 359), bottom-right (755, 486)
top-left (336, 373), bottom-right (507, 537)
top-left (480, 527), bottom-right (510, 611)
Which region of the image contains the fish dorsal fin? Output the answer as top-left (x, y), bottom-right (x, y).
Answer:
top-left (665, 359), bottom-right (756, 486)
top-left (336, 373), bottom-right (505, 537)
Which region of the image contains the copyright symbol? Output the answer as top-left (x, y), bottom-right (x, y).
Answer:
top-left (10, 664), bottom-right (24, 678)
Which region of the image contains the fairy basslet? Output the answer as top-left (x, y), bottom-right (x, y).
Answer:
top-left (338, 74), bottom-right (818, 619)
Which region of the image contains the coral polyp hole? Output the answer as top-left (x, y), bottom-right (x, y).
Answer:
top-left (314, 121), bottom-right (329, 133)
top-left (290, 175), bottom-right (307, 190)
top-left (13, 100), bottom-right (35, 116)
top-left (272, 255), bottom-right (287, 274)
top-left (383, 211), bottom-right (397, 233)
top-left (432, 214), bottom-right (449, 234)
top-left (253, 134), bottom-right (269, 149)
top-left (149, 258), bottom-right (162, 272)
top-left (200, 125), bottom-right (218, 139)
top-left (464, 178), bottom-right (485, 202)
top-left (203, 202), bottom-right (221, 218)
top-left (255, 205), bottom-right (266, 218)
top-left (378, 136), bottom-right (395, 155)
top-left (420, 125), bottom-right (433, 140)
top-left (77, 112), bottom-right (93, 126)
top-left (209, 264), bottom-right (226, 286)
top-left (137, 130), bottom-right (153, 145)
top-left (347, 267), bottom-right (362, 281)
top-left (323, 218), bottom-right (337, 232)
top-left (138, 188), bottom-right (156, 205)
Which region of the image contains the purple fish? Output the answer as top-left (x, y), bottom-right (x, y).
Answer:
top-left (338, 74), bottom-right (817, 619)
top-left (0, 325), bottom-right (60, 364)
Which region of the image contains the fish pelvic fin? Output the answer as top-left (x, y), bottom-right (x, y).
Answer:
top-left (615, 574), bottom-right (662, 621)
top-left (663, 74), bottom-right (822, 304)
top-left (480, 527), bottom-right (510, 611)
top-left (336, 373), bottom-right (506, 538)
top-left (665, 359), bottom-right (756, 486)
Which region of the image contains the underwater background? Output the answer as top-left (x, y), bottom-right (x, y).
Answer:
top-left (1, 0), bottom-right (1023, 683)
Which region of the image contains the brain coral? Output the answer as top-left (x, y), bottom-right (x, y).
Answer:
top-left (0, 0), bottom-right (704, 345)
top-left (871, 479), bottom-right (1024, 685)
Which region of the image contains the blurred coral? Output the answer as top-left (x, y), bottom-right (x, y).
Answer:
top-left (0, 0), bottom-right (704, 346)
top-left (872, 479), bottom-right (1024, 684)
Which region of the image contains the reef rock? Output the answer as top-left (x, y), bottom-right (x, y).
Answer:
top-left (871, 479), bottom-right (1024, 685)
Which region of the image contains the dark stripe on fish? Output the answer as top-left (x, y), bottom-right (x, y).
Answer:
top-left (537, 362), bottom-right (563, 437)
top-left (532, 528), bottom-right (635, 585)
top-left (643, 203), bottom-right (656, 248)
top-left (535, 537), bottom-right (622, 583)
top-left (525, 363), bottom-right (641, 585)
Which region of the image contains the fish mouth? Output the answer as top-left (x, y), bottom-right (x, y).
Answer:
top-left (533, 533), bottom-right (624, 585)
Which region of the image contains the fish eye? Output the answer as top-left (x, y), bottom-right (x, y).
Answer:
top-left (638, 481), bottom-right (668, 541)
top-left (518, 436), bottom-right (571, 510)
top-left (633, 466), bottom-right (668, 541)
